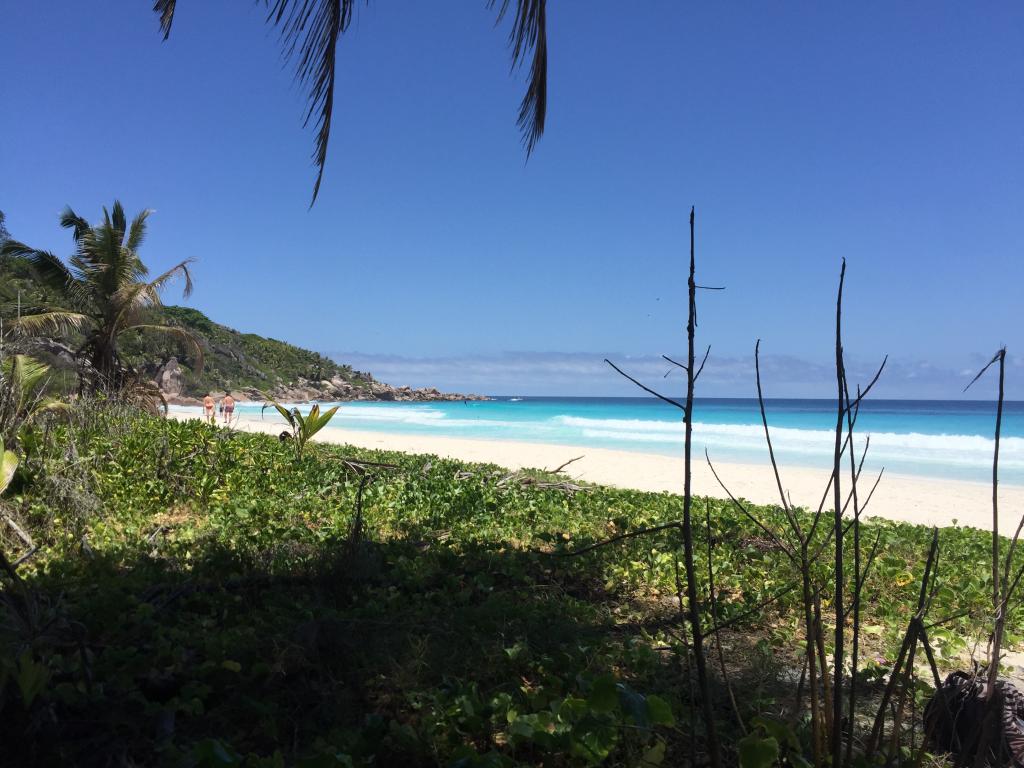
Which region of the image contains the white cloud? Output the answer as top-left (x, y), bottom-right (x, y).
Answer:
top-left (331, 350), bottom-right (1022, 399)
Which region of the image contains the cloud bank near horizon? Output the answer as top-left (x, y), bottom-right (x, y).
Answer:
top-left (331, 350), bottom-right (1024, 400)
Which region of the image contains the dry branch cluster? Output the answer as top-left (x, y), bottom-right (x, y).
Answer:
top-left (560, 210), bottom-right (1017, 767)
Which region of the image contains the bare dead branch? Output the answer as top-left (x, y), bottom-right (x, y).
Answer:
top-left (548, 455), bottom-right (584, 474)
top-left (544, 521), bottom-right (681, 558)
top-left (842, 355), bottom-right (888, 415)
top-left (706, 582), bottom-right (799, 635)
top-left (755, 339), bottom-right (802, 543)
top-left (706, 501), bottom-right (746, 734)
top-left (831, 258), bottom-right (848, 766)
top-left (705, 449), bottom-right (797, 563)
top-left (693, 345), bottom-right (711, 383)
top-left (604, 359), bottom-right (686, 412)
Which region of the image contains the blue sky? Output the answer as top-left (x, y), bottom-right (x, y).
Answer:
top-left (3, 2), bottom-right (1022, 397)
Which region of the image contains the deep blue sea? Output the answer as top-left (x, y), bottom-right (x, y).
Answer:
top-left (175, 397), bottom-right (1024, 485)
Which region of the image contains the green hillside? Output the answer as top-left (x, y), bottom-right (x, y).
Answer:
top-left (0, 213), bottom-right (370, 397)
top-left (117, 305), bottom-right (373, 397)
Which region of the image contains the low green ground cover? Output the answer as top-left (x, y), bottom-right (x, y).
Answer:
top-left (0, 411), bottom-right (1013, 766)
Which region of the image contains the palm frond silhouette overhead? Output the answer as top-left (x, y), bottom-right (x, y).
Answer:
top-left (153, 0), bottom-right (548, 205)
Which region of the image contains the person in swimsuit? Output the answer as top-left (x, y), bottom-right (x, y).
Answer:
top-left (222, 392), bottom-right (235, 424)
top-left (203, 394), bottom-right (215, 424)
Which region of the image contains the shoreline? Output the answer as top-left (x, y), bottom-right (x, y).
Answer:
top-left (169, 411), bottom-right (1024, 534)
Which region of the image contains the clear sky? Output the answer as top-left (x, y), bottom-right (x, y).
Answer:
top-left (3, 2), bottom-right (1022, 397)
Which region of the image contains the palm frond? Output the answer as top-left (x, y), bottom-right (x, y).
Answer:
top-left (120, 379), bottom-right (169, 415)
top-left (110, 201), bottom-right (128, 243)
top-left (26, 248), bottom-right (80, 295)
top-left (0, 448), bottom-right (17, 495)
top-left (126, 209), bottom-right (153, 253)
top-left (491, 0), bottom-right (547, 154)
top-left (152, 0), bottom-right (549, 202)
top-left (126, 323), bottom-right (205, 374)
top-left (109, 283), bottom-right (156, 335)
top-left (0, 238), bottom-right (34, 264)
top-left (108, 257), bottom-right (192, 343)
top-left (260, 391), bottom-right (297, 428)
top-left (1, 355), bottom-right (69, 425)
top-left (24, 399), bottom-right (72, 424)
top-left (268, 0), bottom-right (357, 205)
top-left (154, 0), bottom-right (177, 40)
top-left (110, 258), bottom-right (193, 323)
top-left (9, 311), bottom-right (90, 337)
top-left (1, 240), bottom-right (89, 309)
top-left (59, 207), bottom-right (91, 243)
top-left (147, 259), bottom-right (194, 300)
top-left (4, 355), bottom-right (49, 397)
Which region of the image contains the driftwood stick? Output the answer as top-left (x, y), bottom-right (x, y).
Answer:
top-left (3, 514), bottom-right (33, 546)
top-left (548, 455), bottom-right (584, 474)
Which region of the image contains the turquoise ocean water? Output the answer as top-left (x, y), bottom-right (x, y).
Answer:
top-left (174, 397), bottom-right (1024, 485)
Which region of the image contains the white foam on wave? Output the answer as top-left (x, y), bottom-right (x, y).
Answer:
top-left (554, 415), bottom-right (683, 434)
top-left (339, 405), bottom-right (524, 430)
top-left (554, 414), bottom-right (1024, 470)
top-left (339, 406), bottom-right (446, 423)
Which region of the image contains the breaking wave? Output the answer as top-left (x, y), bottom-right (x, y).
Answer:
top-left (553, 415), bottom-right (1024, 471)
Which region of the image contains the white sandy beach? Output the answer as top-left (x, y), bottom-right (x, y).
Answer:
top-left (170, 411), bottom-right (1024, 534)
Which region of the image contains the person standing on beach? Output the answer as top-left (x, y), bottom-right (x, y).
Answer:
top-left (222, 392), bottom-right (235, 424)
top-left (203, 394), bottom-right (215, 424)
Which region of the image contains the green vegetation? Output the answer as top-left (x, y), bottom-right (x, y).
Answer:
top-left (0, 208), bottom-right (369, 398)
top-left (118, 305), bottom-right (368, 397)
top-left (1, 202), bottom-right (1016, 765)
top-left (1, 201), bottom-right (200, 391)
top-left (0, 409), bottom-right (1014, 766)
top-left (262, 397), bottom-right (340, 460)
top-left (0, 354), bottom-right (68, 446)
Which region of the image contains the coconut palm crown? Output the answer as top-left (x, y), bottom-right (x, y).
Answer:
top-left (0, 201), bottom-right (202, 389)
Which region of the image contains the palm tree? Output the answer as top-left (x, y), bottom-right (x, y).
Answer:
top-left (0, 201), bottom-right (202, 392)
top-left (153, 0), bottom-right (547, 204)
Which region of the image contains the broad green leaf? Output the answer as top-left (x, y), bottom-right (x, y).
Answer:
top-left (750, 716), bottom-right (799, 751)
top-left (305, 405), bottom-right (339, 438)
top-left (0, 449), bottom-right (17, 494)
top-left (642, 739), bottom-right (666, 765)
top-left (260, 392), bottom-right (295, 426)
top-left (738, 734), bottom-right (779, 768)
top-left (16, 652), bottom-right (50, 707)
top-left (646, 694), bottom-right (675, 726)
top-left (190, 738), bottom-right (242, 766)
top-left (588, 674), bottom-right (618, 713)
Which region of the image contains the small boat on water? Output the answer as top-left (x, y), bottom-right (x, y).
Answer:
top-left (509, 397), bottom-right (523, 402)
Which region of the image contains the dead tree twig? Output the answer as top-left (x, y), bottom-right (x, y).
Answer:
top-left (605, 207), bottom-right (722, 767)
top-left (832, 259), bottom-right (847, 766)
top-left (706, 500), bottom-right (746, 734)
top-left (548, 455), bottom-right (584, 474)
